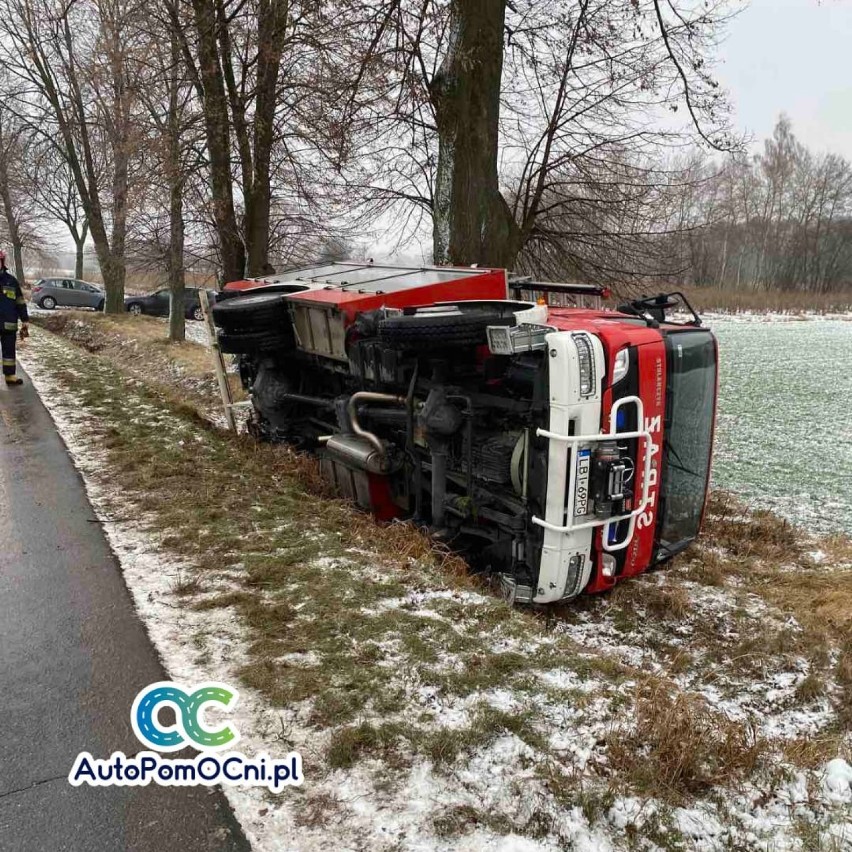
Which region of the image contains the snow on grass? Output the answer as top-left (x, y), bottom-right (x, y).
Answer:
top-left (19, 326), bottom-right (852, 851)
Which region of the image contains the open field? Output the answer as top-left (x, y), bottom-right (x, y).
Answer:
top-left (710, 315), bottom-right (852, 536)
top-left (18, 312), bottom-right (852, 850)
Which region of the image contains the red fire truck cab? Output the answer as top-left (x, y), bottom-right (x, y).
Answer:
top-left (213, 263), bottom-right (717, 604)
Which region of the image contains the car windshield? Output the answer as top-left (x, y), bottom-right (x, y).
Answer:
top-left (656, 330), bottom-right (717, 556)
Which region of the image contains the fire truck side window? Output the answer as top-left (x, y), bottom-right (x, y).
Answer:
top-left (657, 330), bottom-right (717, 554)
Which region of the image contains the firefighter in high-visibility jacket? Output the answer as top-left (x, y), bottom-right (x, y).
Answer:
top-left (0, 250), bottom-right (29, 386)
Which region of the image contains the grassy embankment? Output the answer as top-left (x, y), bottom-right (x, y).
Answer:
top-left (23, 311), bottom-right (852, 847)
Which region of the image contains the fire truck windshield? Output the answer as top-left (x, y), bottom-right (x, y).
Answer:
top-left (656, 329), bottom-right (717, 557)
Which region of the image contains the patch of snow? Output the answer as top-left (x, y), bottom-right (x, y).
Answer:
top-left (821, 759), bottom-right (852, 804)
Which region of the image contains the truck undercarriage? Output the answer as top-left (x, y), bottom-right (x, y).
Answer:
top-left (212, 263), bottom-right (718, 604)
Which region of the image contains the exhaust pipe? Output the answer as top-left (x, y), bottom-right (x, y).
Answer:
top-left (346, 392), bottom-right (407, 457)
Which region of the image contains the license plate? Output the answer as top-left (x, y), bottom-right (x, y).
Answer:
top-left (574, 449), bottom-right (591, 516)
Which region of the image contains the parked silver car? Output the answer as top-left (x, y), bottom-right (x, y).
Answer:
top-left (32, 278), bottom-right (105, 311)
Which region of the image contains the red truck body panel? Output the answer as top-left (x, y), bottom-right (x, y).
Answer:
top-left (224, 263), bottom-right (508, 322)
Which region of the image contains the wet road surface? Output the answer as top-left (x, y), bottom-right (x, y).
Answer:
top-left (0, 370), bottom-right (250, 851)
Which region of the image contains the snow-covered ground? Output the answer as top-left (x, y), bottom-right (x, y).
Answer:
top-left (710, 316), bottom-right (852, 536)
top-left (18, 328), bottom-right (852, 851)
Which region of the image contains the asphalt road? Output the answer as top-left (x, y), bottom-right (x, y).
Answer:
top-left (0, 369), bottom-right (251, 852)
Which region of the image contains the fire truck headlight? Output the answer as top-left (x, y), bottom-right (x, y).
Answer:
top-left (572, 333), bottom-right (595, 397)
top-left (601, 554), bottom-right (617, 578)
top-left (612, 348), bottom-right (630, 384)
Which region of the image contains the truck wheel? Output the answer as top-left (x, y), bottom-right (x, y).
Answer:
top-left (212, 292), bottom-right (291, 332)
top-left (218, 327), bottom-right (294, 355)
top-left (378, 310), bottom-right (511, 351)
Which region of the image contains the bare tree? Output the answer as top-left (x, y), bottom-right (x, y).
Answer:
top-left (666, 117), bottom-right (852, 294)
top-left (1, 0), bottom-right (145, 311)
top-left (161, 0), bottom-right (345, 281)
top-left (341, 0), bottom-right (738, 271)
top-left (129, 5), bottom-right (204, 341)
top-left (26, 141), bottom-right (90, 279)
top-left (0, 107), bottom-right (38, 281)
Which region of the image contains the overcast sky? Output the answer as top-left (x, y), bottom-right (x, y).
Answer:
top-left (716, 0), bottom-right (852, 158)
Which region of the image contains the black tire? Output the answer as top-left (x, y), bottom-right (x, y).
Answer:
top-left (127, 302), bottom-right (144, 316)
top-left (96, 299), bottom-right (105, 312)
top-left (212, 292), bottom-right (291, 332)
top-left (40, 295), bottom-right (57, 310)
top-left (378, 310), bottom-right (512, 351)
top-left (190, 305), bottom-right (204, 322)
top-left (218, 327), bottom-right (294, 355)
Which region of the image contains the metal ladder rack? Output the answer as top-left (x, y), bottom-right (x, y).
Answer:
top-left (198, 289), bottom-right (252, 433)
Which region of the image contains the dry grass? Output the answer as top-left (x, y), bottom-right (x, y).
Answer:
top-left (703, 492), bottom-right (804, 564)
top-left (326, 722), bottom-right (409, 770)
top-left (781, 733), bottom-right (848, 769)
top-left (668, 284), bottom-right (852, 315)
top-left (681, 548), bottom-right (732, 586)
top-left (292, 791), bottom-right (344, 830)
top-left (431, 804), bottom-right (515, 840)
top-left (837, 640), bottom-right (852, 688)
top-left (33, 311), bottom-right (220, 377)
top-left (820, 534), bottom-right (852, 565)
top-left (606, 678), bottom-right (766, 803)
top-left (635, 582), bottom-right (691, 621)
top-left (794, 671), bottom-right (826, 704)
top-left (698, 491), bottom-right (852, 642)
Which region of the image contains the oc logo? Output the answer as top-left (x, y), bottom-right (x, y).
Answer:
top-left (131, 681), bottom-right (240, 752)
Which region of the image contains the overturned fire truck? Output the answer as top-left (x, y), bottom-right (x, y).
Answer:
top-left (211, 263), bottom-right (717, 604)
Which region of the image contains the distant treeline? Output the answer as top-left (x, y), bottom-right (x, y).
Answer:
top-left (515, 117), bottom-right (852, 298)
top-left (672, 117), bottom-right (852, 295)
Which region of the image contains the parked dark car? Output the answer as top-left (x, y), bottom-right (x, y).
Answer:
top-left (124, 287), bottom-right (215, 321)
top-left (32, 278), bottom-right (105, 310)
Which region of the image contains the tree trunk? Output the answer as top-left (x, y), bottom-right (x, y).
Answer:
top-left (191, 0), bottom-right (246, 284)
top-left (430, 0), bottom-right (520, 268)
top-left (12, 242), bottom-right (23, 285)
top-left (96, 247), bottom-right (127, 313)
top-left (73, 223), bottom-right (88, 280)
top-left (168, 182), bottom-right (186, 342)
top-left (243, 0), bottom-right (288, 276)
top-left (0, 174), bottom-right (24, 283)
top-left (167, 32), bottom-right (186, 343)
